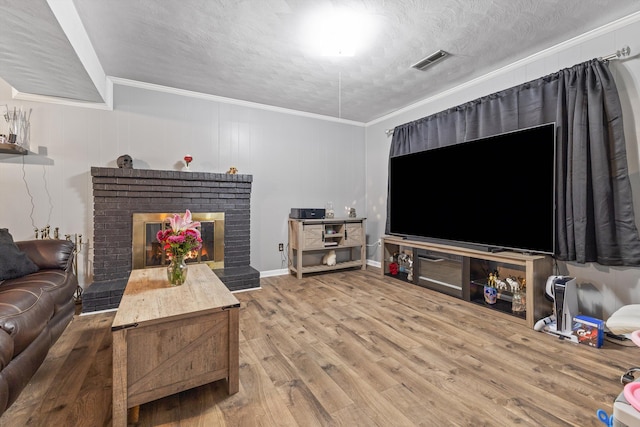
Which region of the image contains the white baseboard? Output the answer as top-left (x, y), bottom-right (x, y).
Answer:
top-left (260, 268), bottom-right (289, 277)
top-left (367, 259), bottom-right (381, 269)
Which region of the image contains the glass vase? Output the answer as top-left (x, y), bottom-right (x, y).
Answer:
top-left (167, 255), bottom-right (188, 286)
top-left (512, 289), bottom-right (526, 313)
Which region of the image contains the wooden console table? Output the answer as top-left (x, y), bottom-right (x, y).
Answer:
top-left (288, 217), bottom-right (366, 278)
top-left (111, 264), bottom-right (240, 426)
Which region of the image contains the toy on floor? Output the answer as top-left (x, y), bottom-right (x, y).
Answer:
top-left (624, 330), bottom-right (640, 414)
top-left (598, 328), bottom-right (640, 426)
top-left (606, 304), bottom-right (640, 337)
top-left (624, 381), bottom-right (640, 412)
top-left (597, 409), bottom-right (613, 427)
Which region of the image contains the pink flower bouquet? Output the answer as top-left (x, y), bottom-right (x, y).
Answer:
top-left (156, 209), bottom-right (203, 285)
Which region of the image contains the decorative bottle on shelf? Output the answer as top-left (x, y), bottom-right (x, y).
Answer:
top-left (512, 278), bottom-right (526, 313)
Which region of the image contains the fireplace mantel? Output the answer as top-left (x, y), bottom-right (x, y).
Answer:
top-left (83, 167), bottom-right (259, 312)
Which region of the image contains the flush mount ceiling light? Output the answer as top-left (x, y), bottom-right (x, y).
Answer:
top-left (302, 6), bottom-right (375, 57)
top-left (411, 50), bottom-right (449, 70)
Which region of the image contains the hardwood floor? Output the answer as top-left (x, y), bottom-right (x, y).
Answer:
top-left (2, 267), bottom-right (638, 426)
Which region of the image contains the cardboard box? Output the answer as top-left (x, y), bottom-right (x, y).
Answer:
top-left (572, 315), bottom-right (604, 348)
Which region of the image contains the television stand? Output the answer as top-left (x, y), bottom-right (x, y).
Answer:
top-left (381, 235), bottom-right (553, 329)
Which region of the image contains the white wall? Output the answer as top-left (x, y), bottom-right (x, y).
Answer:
top-left (0, 81), bottom-right (366, 286)
top-left (365, 14), bottom-right (640, 319)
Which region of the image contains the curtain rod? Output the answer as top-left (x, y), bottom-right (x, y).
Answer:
top-left (600, 45), bottom-right (630, 61)
top-left (384, 46), bottom-right (632, 137)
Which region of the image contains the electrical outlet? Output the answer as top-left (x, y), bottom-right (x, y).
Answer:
top-left (278, 243), bottom-right (284, 252)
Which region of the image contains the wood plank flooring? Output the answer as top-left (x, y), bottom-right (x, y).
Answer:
top-left (2, 267), bottom-right (638, 426)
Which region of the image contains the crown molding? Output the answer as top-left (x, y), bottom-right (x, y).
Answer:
top-left (11, 78), bottom-right (113, 110)
top-left (108, 77), bottom-right (364, 126)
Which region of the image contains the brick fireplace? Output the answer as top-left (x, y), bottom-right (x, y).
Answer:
top-left (81, 167), bottom-right (260, 313)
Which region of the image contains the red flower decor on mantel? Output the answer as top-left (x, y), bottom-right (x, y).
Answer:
top-left (156, 209), bottom-right (203, 285)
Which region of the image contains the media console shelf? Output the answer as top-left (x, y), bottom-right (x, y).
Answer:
top-left (289, 218), bottom-right (366, 279)
top-left (381, 235), bottom-right (553, 329)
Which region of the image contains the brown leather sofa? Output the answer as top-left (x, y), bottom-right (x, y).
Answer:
top-left (0, 239), bottom-right (77, 415)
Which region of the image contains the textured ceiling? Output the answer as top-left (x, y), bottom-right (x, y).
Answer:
top-left (1, 0), bottom-right (640, 122)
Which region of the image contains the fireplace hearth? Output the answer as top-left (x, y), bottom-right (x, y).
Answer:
top-left (82, 167), bottom-right (260, 313)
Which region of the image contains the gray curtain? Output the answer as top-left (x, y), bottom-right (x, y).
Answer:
top-left (387, 59), bottom-right (640, 266)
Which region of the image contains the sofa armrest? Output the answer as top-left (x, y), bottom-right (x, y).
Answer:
top-left (15, 240), bottom-right (75, 271)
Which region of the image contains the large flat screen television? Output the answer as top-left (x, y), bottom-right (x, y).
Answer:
top-left (388, 122), bottom-right (556, 254)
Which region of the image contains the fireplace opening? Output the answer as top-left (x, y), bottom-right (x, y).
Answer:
top-left (132, 212), bottom-right (225, 270)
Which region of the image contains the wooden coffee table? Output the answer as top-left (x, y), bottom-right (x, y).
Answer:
top-left (111, 264), bottom-right (240, 426)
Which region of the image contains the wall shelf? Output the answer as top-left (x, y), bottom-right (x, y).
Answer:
top-left (0, 143), bottom-right (28, 155)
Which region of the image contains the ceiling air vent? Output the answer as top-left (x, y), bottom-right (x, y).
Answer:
top-left (411, 50), bottom-right (449, 71)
